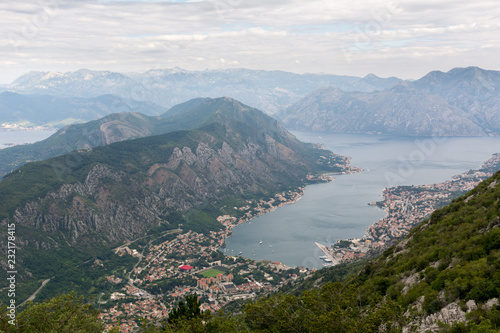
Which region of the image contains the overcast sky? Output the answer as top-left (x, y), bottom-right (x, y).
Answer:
top-left (1, 0), bottom-right (499, 83)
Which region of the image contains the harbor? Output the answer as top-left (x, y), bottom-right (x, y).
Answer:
top-left (314, 242), bottom-right (339, 266)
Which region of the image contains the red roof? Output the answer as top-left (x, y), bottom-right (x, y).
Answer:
top-left (179, 265), bottom-right (194, 271)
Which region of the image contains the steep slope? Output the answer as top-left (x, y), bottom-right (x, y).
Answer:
top-left (0, 96), bottom-right (267, 177)
top-left (0, 112), bottom-right (159, 176)
top-left (280, 87), bottom-right (485, 136)
top-left (161, 97), bottom-right (211, 117)
top-left (280, 67), bottom-right (500, 136)
top-left (0, 97), bottom-right (348, 295)
top-left (243, 171), bottom-right (500, 332)
top-left (408, 66), bottom-right (500, 133)
top-left (7, 68), bottom-right (402, 114)
top-left (0, 91), bottom-right (166, 128)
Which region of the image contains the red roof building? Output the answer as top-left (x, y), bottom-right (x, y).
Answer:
top-left (179, 265), bottom-right (194, 271)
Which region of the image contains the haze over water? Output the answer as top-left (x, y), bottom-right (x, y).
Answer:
top-left (225, 132), bottom-right (500, 269)
top-left (0, 130), bottom-right (56, 149)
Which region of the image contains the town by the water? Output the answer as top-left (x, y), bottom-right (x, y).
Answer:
top-left (98, 188), bottom-right (309, 331)
top-left (318, 153), bottom-right (500, 266)
top-left (93, 153), bottom-right (499, 332)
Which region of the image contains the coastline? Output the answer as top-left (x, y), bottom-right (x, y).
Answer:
top-left (217, 187), bottom-right (307, 231)
top-left (218, 150), bottom-right (363, 232)
top-left (321, 153), bottom-right (500, 266)
top-left (218, 155), bottom-right (363, 266)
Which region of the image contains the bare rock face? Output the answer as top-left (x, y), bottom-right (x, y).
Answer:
top-left (485, 298), bottom-right (499, 309)
top-left (8, 130), bottom-right (320, 249)
top-left (466, 300), bottom-right (477, 312)
top-left (421, 303), bottom-right (467, 331)
top-left (403, 302), bottom-right (466, 333)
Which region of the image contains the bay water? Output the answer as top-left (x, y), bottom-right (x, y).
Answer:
top-left (0, 130), bottom-right (56, 149)
top-left (224, 132), bottom-right (500, 269)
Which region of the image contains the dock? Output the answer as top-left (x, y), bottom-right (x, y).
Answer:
top-left (315, 242), bottom-right (340, 266)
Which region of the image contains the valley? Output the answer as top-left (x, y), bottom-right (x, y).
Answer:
top-left (2, 0), bottom-right (500, 329)
top-left (0, 97), bottom-right (355, 305)
top-left (0, 67), bottom-right (499, 332)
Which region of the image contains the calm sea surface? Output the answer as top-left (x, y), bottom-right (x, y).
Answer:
top-left (224, 132), bottom-right (500, 269)
top-left (0, 130), bottom-right (56, 149)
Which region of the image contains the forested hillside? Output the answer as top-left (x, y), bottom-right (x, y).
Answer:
top-left (5, 170), bottom-right (498, 332)
top-left (0, 97), bottom-right (352, 305)
top-left (148, 170), bottom-right (500, 332)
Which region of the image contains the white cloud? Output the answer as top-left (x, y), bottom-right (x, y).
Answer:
top-left (0, 0), bottom-right (499, 83)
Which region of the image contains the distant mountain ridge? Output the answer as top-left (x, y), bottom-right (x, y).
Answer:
top-left (3, 68), bottom-right (402, 114)
top-left (0, 112), bottom-right (160, 176)
top-left (280, 66), bottom-right (500, 136)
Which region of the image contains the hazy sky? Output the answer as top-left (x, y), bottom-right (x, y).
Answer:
top-left (1, 0), bottom-right (499, 83)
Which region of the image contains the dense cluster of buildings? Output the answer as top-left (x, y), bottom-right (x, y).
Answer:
top-left (98, 190), bottom-right (312, 330)
top-left (99, 298), bottom-right (169, 332)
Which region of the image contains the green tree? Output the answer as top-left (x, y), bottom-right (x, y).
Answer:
top-left (0, 293), bottom-right (104, 333)
top-left (167, 294), bottom-right (202, 325)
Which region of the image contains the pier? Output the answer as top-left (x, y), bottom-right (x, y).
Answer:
top-left (315, 242), bottom-right (339, 265)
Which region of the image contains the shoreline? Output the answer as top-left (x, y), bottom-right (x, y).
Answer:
top-left (217, 153), bottom-right (500, 269)
top-left (217, 186), bottom-right (307, 231)
top-left (322, 153), bottom-right (500, 266)
top-left (218, 156), bottom-right (363, 266)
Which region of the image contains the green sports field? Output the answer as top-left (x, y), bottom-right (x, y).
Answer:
top-left (200, 268), bottom-right (225, 278)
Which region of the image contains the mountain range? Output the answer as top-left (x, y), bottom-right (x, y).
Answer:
top-left (0, 68), bottom-right (499, 331)
top-left (2, 68), bottom-right (402, 115)
top-left (0, 97), bottom-right (350, 299)
top-left (280, 67), bottom-right (500, 136)
top-left (3, 66), bottom-right (500, 137)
